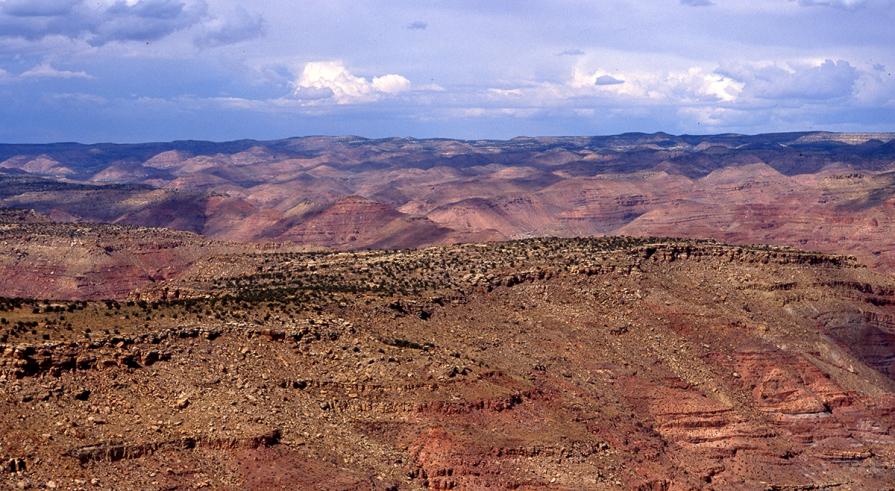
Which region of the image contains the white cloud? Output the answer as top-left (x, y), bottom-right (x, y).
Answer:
top-left (451, 107), bottom-right (540, 119)
top-left (570, 66), bottom-right (743, 102)
top-left (719, 59), bottom-right (858, 101)
top-left (853, 64), bottom-right (895, 105)
top-left (796, 0), bottom-right (868, 8)
top-left (416, 83), bottom-right (446, 92)
top-left (488, 88), bottom-right (524, 97)
top-left (294, 61), bottom-right (373, 103)
top-left (562, 59), bottom-right (868, 107)
top-left (680, 68), bottom-right (744, 102)
top-left (207, 55), bottom-right (890, 131)
top-left (44, 92), bottom-right (107, 105)
top-left (20, 62), bottom-right (93, 79)
top-left (293, 61), bottom-right (410, 104)
top-left (372, 73), bottom-right (411, 94)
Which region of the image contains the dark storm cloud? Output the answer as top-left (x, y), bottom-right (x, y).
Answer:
top-left (1, 0), bottom-right (81, 17)
top-left (595, 75), bottom-right (625, 85)
top-left (195, 6), bottom-right (265, 48)
top-left (0, 0), bottom-right (208, 45)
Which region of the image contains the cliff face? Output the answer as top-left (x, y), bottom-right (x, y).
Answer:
top-left (2, 237), bottom-right (894, 489)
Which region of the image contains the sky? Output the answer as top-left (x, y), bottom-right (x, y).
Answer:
top-left (0, 0), bottom-right (893, 142)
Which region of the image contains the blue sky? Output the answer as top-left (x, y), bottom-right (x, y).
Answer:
top-left (0, 0), bottom-right (893, 142)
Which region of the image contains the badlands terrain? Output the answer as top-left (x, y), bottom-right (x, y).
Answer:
top-left (1, 131), bottom-right (894, 271)
top-left (0, 131), bottom-right (894, 489)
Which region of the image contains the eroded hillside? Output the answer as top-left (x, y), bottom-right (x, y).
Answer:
top-left (2, 237), bottom-right (895, 489)
top-left (1, 132), bottom-right (894, 273)
top-left (0, 210), bottom-right (314, 300)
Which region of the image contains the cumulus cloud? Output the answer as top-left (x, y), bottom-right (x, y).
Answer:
top-left (194, 6), bottom-right (264, 48)
top-left (372, 73), bottom-right (411, 94)
top-left (1, 1), bottom-right (892, 139)
top-left (0, 0), bottom-right (208, 46)
top-left (517, 57), bottom-right (890, 132)
top-left (294, 61), bottom-right (373, 103)
top-left (570, 66), bottom-right (742, 102)
top-left (853, 63), bottom-right (895, 105)
top-left (570, 60), bottom-right (864, 106)
top-left (293, 61), bottom-right (410, 104)
top-left (282, 56), bottom-right (875, 126)
top-left (719, 59), bottom-right (859, 100)
top-left (603, 68), bottom-right (742, 103)
top-left (682, 69), bottom-right (744, 102)
top-left (20, 62), bottom-right (92, 79)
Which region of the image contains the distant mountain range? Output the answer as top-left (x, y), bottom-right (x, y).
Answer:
top-left (1, 131), bottom-right (894, 271)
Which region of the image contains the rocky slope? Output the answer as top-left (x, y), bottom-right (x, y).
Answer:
top-left (2, 237), bottom-right (895, 489)
top-left (0, 210), bottom-right (313, 300)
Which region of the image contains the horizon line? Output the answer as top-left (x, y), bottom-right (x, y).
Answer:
top-left (3, 130), bottom-right (895, 147)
